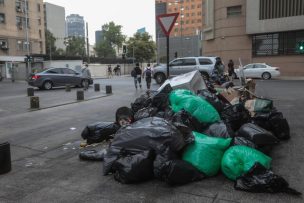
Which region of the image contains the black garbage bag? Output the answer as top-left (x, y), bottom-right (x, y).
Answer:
top-left (81, 122), bottom-right (120, 144)
top-left (112, 150), bottom-right (155, 184)
top-left (131, 94), bottom-right (152, 113)
top-left (103, 117), bottom-right (186, 175)
top-left (203, 121), bottom-right (235, 138)
top-left (197, 89), bottom-right (226, 113)
top-left (231, 137), bottom-right (257, 149)
top-left (151, 84), bottom-right (173, 111)
top-left (235, 162), bottom-right (302, 195)
top-left (221, 104), bottom-right (251, 131)
top-left (79, 149), bottom-right (107, 161)
top-left (253, 110), bottom-right (290, 140)
top-left (155, 108), bottom-right (175, 121)
top-left (238, 123), bottom-right (279, 147)
top-left (159, 159), bottom-right (206, 186)
top-left (134, 107), bottom-right (158, 121)
top-left (171, 110), bottom-right (206, 132)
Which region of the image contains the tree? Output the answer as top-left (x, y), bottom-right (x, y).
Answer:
top-left (94, 21), bottom-right (126, 57)
top-left (45, 29), bottom-right (57, 57)
top-left (94, 40), bottom-right (116, 58)
top-left (126, 32), bottom-right (156, 63)
top-left (64, 36), bottom-right (86, 57)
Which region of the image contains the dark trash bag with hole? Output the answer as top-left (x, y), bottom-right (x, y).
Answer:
top-left (160, 159), bottom-right (206, 186)
top-left (238, 123), bottom-right (279, 147)
top-left (253, 110), bottom-right (290, 140)
top-left (197, 89), bottom-right (226, 113)
top-left (231, 137), bottom-right (257, 149)
top-left (151, 84), bottom-right (173, 111)
top-left (203, 121), bottom-right (235, 138)
top-left (235, 162), bottom-right (302, 195)
top-left (79, 149), bottom-right (107, 161)
top-left (103, 117), bottom-right (186, 175)
top-left (221, 104), bottom-right (251, 132)
top-left (134, 107), bottom-right (158, 121)
top-left (112, 150), bottom-right (155, 184)
top-left (81, 122), bottom-right (120, 144)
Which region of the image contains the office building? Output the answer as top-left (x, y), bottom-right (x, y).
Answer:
top-left (66, 14), bottom-right (85, 38)
top-left (44, 2), bottom-right (66, 50)
top-left (95, 30), bottom-right (103, 45)
top-left (203, 0), bottom-right (304, 76)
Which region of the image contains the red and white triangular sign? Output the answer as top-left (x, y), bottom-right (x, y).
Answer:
top-left (157, 13), bottom-right (179, 37)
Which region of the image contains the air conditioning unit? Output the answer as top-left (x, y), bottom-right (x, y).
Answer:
top-left (0, 41), bottom-right (8, 50)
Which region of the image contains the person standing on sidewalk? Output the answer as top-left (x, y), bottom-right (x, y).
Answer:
top-left (142, 63), bottom-right (153, 90)
top-left (107, 64), bottom-right (113, 78)
top-left (228, 59), bottom-right (235, 81)
top-left (131, 63), bottom-right (142, 89)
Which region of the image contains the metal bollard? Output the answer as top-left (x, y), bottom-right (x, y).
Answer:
top-left (65, 84), bottom-right (71, 92)
top-left (94, 83), bottom-right (100, 92)
top-left (30, 96), bottom-right (40, 109)
top-left (27, 88), bottom-right (34, 96)
top-left (0, 142), bottom-right (11, 174)
top-left (77, 90), bottom-right (84, 101)
top-left (106, 85), bottom-right (112, 94)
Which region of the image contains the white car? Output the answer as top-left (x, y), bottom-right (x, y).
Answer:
top-left (234, 63), bottom-right (280, 80)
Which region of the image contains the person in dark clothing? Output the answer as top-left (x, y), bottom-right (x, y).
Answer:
top-left (132, 63), bottom-right (142, 89)
top-left (142, 63), bottom-right (153, 90)
top-left (108, 64), bottom-right (113, 78)
top-left (228, 59), bottom-right (235, 81)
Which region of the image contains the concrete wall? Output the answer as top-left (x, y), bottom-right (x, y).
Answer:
top-left (44, 60), bottom-right (83, 71)
top-left (246, 0), bottom-right (304, 34)
top-left (87, 63), bottom-right (136, 78)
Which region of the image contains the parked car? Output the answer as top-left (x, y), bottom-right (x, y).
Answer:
top-left (153, 56), bottom-right (221, 84)
top-left (234, 63), bottom-right (280, 80)
top-left (28, 67), bottom-right (93, 90)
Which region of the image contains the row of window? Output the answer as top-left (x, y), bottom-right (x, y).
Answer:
top-left (168, 3), bottom-right (202, 12)
top-left (0, 13), bottom-right (42, 29)
top-left (252, 30), bottom-right (304, 56)
top-left (174, 26), bottom-right (202, 33)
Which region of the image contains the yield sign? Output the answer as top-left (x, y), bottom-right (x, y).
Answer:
top-left (157, 13), bottom-right (179, 37)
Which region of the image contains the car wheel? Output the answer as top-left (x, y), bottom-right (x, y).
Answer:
top-left (155, 73), bottom-right (166, 84)
top-left (262, 72), bottom-right (271, 80)
top-left (200, 72), bottom-right (209, 80)
top-left (43, 81), bottom-right (53, 90)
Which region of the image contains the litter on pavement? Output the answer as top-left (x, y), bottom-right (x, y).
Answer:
top-left (79, 70), bottom-right (301, 195)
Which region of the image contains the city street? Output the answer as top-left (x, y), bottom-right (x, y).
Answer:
top-left (0, 77), bottom-right (303, 202)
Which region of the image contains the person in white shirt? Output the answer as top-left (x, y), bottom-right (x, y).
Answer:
top-left (142, 63), bottom-right (153, 90)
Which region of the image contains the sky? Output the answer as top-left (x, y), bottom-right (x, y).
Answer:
top-left (45, 0), bottom-right (156, 45)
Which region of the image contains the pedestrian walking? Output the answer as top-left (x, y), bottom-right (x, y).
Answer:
top-left (107, 64), bottom-right (113, 78)
top-left (131, 63), bottom-right (142, 89)
top-left (114, 64), bottom-right (121, 76)
top-left (228, 59), bottom-right (235, 81)
top-left (142, 63), bottom-right (153, 90)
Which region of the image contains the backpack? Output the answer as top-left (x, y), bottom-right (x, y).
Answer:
top-left (145, 68), bottom-right (152, 78)
top-left (131, 69), bottom-right (136, 77)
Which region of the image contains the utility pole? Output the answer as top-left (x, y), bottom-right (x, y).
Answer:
top-left (86, 22), bottom-right (90, 63)
top-left (24, 0), bottom-right (30, 75)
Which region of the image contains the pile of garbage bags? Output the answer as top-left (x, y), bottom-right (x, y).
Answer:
top-left (79, 71), bottom-right (300, 195)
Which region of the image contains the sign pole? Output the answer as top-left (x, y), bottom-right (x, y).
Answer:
top-left (166, 36), bottom-right (169, 78)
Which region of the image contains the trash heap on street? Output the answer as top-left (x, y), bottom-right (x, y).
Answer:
top-left (80, 70), bottom-right (301, 195)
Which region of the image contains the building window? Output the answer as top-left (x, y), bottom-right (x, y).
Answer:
top-left (0, 0), bottom-right (4, 5)
top-left (38, 18), bottom-right (41, 25)
top-left (260, 0), bottom-right (304, 20)
top-left (37, 3), bottom-right (41, 12)
top-left (252, 30), bottom-right (304, 56)
top-left (39, 29), bottom-right (42, 38)
top-left (0, 13), bottom-right (5, 23)
top-left (197, 11), bottom-right (202, 16)
top-left (227, 5), bottom-right (242, 17)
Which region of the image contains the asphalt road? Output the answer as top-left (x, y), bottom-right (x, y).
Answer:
top-left (0, 77), bottom-right (303, 202)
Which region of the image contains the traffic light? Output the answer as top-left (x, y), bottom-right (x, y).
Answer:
top-left (296, 41), bottom-right (304, 53)
top-left (122, 45), bottom-right (127, 54)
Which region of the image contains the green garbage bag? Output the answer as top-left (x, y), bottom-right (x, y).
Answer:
top-left (221, 145), bottom-right (272, 180)
top-left (182, 132), bottom-right (232, 176)
top-left (169, 89), bottom-right (220, 124)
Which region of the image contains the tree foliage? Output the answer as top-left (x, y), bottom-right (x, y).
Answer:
top-left (45, 29), bottom-right (57, 56)
top-left (65, 36), bottom-right (86, 57)
top-left (126, 32), bottom-right (156, 63)
top-left (94, 21), bottom-right (126, 58)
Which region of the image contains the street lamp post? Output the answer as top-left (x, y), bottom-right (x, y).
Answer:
top-left (24, 0), bottom-right (30, 75)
